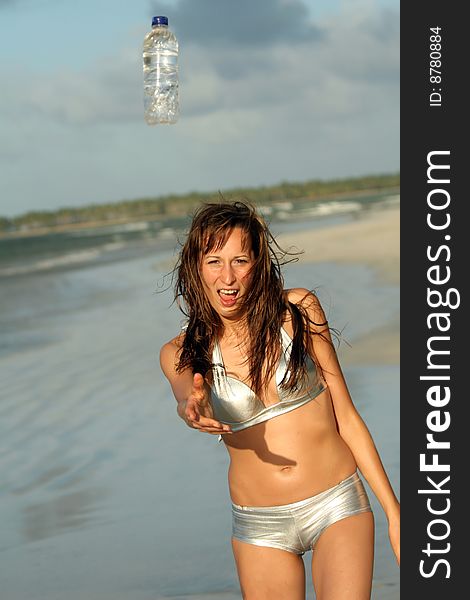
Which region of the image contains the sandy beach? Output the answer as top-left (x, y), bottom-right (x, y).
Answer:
top-left (277, 204), bottom-right (399, 285)
top-left (277, 204), bottom-right (400, 367)
top-left (1, 198), bottom-right (400, 600)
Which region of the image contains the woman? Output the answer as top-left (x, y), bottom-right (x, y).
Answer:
top-left (160, 201), bottom-right (400, 599)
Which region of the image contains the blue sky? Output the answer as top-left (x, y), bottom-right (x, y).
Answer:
top-left (0, 0), bottom-right (399, 217)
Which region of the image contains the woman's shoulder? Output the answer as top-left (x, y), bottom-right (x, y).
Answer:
top-left (160, 320), bottom-right (188, 354)
top-left (285, 288), bottom-right (327, 329)
top-left (161, 331), bottom-right (185, 352)
top-left (286, 287), bottom-right (322, 309)
top-left (159, 332), bottom-right (184, 372)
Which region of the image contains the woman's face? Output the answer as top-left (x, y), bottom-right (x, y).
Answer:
top-left (200, 227), bottom-right (255, 320)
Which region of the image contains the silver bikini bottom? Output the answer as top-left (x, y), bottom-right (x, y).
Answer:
top-left (231, 471), bottom-right (372, 555)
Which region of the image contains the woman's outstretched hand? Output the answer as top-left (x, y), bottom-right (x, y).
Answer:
top-left (179, 373), bottom-right (232, 435)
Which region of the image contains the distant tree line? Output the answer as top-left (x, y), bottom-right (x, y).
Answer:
top-left (1, 173), bottom-right (399, 234)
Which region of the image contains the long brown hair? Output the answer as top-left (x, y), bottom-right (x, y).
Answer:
top-left (173, 200), bottom-right (327, 396)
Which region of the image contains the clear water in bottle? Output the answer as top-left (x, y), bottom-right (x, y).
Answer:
top-left (143, 16), bottom-right (179, 125)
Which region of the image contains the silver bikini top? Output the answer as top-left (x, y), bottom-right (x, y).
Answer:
top-left (210, 328), bottom-right (327, 432)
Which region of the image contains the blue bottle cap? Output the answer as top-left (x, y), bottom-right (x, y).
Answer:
top-left (152, 16), bottom-right (168, 27)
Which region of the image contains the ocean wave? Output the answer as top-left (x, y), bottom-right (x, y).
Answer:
top-left (157, 227), bottom-right (177, 239)
top-left (0, 247), bottom-right (104, 277)
top-left (380, 194), bottom-right (400, 207)
top-left (276, 200), bottom-right (363, 220)
top-left (67, 221), bottom-right (151, 237)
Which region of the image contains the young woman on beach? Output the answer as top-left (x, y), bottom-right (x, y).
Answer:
top-left (160, 201), bottom-right (400, 599)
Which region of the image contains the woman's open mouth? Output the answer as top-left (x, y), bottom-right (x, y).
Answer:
top-left (218, 289), bottom-right (239, 307)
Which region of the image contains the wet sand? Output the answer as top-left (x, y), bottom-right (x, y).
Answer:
top-left (0, 203), bottom-right (400, 600)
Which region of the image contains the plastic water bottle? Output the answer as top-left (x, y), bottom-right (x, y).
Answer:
top-left (143, 16), bottom-right (179, 125)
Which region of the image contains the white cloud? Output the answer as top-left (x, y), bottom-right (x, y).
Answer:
top-left (0, 0), bottom-right (399, 216)
top-left (11, 1), bottom-right (397, 127)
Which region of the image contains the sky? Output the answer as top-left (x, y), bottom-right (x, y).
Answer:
top-left (0, 0), bottom-right (399, 218)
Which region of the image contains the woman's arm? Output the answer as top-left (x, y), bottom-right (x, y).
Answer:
top-left (159, 337), bottom-right (232, 435)
top-left (289, 288), bottom-right (400, 565)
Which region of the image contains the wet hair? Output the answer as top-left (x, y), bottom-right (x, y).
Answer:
top-left (173, 200), bottom-right (328, 396)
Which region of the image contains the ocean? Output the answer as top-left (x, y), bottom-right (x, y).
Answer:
top-left (0, 193), bottom-right (399, 599)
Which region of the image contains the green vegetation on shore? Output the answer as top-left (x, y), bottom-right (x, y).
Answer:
top-left (1, 172), bottom-right (399, 235)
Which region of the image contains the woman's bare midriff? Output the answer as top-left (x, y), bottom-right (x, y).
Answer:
top-left (221, 388), bottom-right (357, 506)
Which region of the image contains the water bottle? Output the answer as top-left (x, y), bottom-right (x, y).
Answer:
top-left (143, 16), bottom-right (179, 125)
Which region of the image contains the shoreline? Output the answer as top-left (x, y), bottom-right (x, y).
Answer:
top-left (1, 203), bottom-right (399, 600)
top-left (277, 204), bottom-right (399, 285)
top-left (0, 187), bottom-right (398, 240)
top-left (278, 204), bottom-right (400, 365)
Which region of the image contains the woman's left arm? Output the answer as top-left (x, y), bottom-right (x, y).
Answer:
top-left (291, 288), bottom-right (400, 565)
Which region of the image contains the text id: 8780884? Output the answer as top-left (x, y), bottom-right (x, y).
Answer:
top-left (429, 26), bottom-right (442, 108)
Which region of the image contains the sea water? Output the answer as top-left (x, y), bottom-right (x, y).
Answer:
top-left (0, 199), bottom-right (399, 600)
